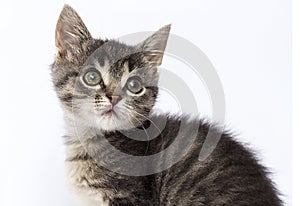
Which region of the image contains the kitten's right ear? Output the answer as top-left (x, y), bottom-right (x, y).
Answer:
top-left (55, 5), bottom-right (92, 61)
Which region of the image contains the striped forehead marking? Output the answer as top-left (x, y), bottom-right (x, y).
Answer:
top-left (94, 59), bottom-right (110, 85)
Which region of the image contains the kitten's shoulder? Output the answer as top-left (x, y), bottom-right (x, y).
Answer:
top-left (150, 112), bottom-right (258, 160)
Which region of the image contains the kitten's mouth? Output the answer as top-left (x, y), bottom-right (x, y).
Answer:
top-left (102, 109), bottom-right (117, 117)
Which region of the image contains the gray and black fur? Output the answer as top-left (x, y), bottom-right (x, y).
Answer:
top-left (51, 5), bottom-right (282, 206)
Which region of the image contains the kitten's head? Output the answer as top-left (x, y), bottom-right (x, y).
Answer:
top-left (51, 5), bottom-right (170, 131)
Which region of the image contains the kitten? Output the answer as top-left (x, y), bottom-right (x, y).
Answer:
top-left (51, 5), bottom-right (282, 206)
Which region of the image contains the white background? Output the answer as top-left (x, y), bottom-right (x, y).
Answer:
top-left (0, 0), bottom-right (292, 205)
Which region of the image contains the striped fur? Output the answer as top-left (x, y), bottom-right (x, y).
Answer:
top-left (51, 5), bottom-right (282, 206)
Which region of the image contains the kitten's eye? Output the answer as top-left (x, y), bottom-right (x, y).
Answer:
top-left (83, 69), bottom-right (102, 86)
top-left (126, 77), bottom-right (143, 94)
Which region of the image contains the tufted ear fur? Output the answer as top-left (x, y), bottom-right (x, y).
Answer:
top-left (140, 24), bottom-right (171, 67)
top-left (55, 5), bottom-right (92, 61)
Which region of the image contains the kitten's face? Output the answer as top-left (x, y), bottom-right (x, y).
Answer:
top-left (62, 42), bottom-right (159, 131)
top-left (52, 5), bottom-right (170, 132)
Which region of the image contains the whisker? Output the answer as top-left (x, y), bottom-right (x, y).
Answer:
top-left (123, 109), bottom-right (151, 155)
top-left (123, 104), bottom-right (165, 145)
top-left (124, 105), bottom-right (163, 135)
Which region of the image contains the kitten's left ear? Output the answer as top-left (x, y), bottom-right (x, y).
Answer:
top-left (55, 5), bottom-right (93, 61)
top-left (140, 24), bottom-right (171, 67)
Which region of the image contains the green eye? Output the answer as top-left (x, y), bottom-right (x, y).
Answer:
top-left (126, 77), bottom-right (143, 94)
top-left (83, 69), bottom-right (102, 86)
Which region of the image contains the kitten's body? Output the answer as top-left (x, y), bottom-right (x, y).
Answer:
top-left (63, 115), bottom-right (281, 206)
top-left (52, 5), bottom-right (282, 206)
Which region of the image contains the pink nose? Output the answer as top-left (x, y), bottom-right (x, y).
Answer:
top-left (111, 95), bottom-right (121, 106)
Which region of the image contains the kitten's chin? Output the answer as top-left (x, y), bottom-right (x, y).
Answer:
top-left (93, 112), bottom-right (133, 132)
top-left (70, 108), bottom-right (136, 132)
top-left (95, 118), bottom-right (131, 132)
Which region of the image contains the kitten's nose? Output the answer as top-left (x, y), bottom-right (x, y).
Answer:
top-left (107, 95), bottom-right (121, 106)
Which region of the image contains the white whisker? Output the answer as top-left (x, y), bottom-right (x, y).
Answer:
top-left (123, 104), bottom-right (164, 144)
top-left (122, 107), bottom-right (151, 155)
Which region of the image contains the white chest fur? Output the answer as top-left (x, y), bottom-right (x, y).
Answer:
top-left (65, 160), bottom-right (109, 206)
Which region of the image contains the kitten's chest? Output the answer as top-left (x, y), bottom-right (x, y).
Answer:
top-left (66, 160), bottom-right (109, 206)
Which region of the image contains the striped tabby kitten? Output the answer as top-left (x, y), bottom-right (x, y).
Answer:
top-left (51, 5), bottom-right (282, 206)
